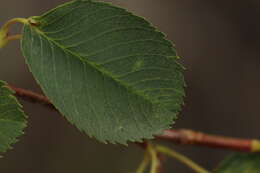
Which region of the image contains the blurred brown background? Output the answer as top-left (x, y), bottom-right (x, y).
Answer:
top-left (1, 0), bottom-right (260, 172)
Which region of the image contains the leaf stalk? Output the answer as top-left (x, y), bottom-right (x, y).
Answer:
top-left (135, 150), bottom-right (150, 173)
top-left (147, 144), bottom-right (160, 173)
top-left (0, 18), bottom-right (28, 48)
top-left (156, 145), bottom-right (211, 173)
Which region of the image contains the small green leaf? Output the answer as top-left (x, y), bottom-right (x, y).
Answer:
top-left (0, 80), bottom-right (27, 153)
top-left (21, 0), bottom-right (185, 144)
top-left (215, 153), bottom-right (260, 173)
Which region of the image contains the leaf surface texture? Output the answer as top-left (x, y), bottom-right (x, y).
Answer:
top-left (21, 0), bottom-right (185, 143)
top-left (0, 80), bottom-right (27, 152)
top-left (215, 153), bottom-right (260, 173)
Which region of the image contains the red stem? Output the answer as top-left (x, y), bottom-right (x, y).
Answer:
top-left (9, 84), bottom-right (257, 152)
top-left (8, 84), bottom-right (56, 110)
top-left (158, 129), bottom-right (253, 152)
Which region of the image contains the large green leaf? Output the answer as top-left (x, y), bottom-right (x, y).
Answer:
top-left (0, 80), bottom-right (27, 153)
top-left (21, 0), bottom-right (185, 144)
top-left (215, 153), bottom-right (260, 173)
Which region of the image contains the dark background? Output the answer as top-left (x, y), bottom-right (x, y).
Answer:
top-left (0, 0), bottom-right (260, 172)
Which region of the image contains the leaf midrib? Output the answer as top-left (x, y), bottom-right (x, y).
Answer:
top-left (30, 25), bottom-right (164, 109)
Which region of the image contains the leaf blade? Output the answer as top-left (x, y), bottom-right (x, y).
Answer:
top-left (215, 153), bottom-right (260, 173)
top-left (0, 80), bottom-right (27, 153)
top-left (21, 0), bottom-right (185, 144)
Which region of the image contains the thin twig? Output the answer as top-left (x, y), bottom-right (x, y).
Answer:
top-left (8, 84), bottom-right (260, 152)
top-left (158, 129), bottom-right (260, 152)
top-left (8, 84), bottom-right (56, 110)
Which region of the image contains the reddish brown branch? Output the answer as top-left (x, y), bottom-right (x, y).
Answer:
top-left (158, 129), bottom-right (257, 152)
top-left (9, 84), bottom-right (260, 152)
top-left (8, 84), bottom-right (56, 110)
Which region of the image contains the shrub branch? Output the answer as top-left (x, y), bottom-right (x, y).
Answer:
top-left (8, 84), bottom-right (260, 152)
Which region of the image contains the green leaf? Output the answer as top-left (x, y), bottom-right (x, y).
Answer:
top-left (0, 80), bottom-right (27, 153)
top-left (215, 153), bottom-right (260, 173)
top-left (21, 0), bottom-right (185, 144)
